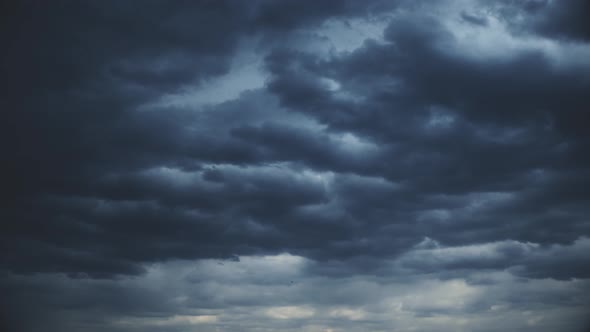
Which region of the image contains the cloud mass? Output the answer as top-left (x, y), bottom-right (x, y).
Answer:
top-left (1, 0), bottom-right (589, 331)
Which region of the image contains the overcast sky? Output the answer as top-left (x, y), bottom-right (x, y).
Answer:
top-left (2, 0), bottom-right (590, 331)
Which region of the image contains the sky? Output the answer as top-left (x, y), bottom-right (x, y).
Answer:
top-left (1, 0), bottom-right (590, 331)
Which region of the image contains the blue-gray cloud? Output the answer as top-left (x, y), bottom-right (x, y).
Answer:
top-left (1, 1), bottom-right (589, 331)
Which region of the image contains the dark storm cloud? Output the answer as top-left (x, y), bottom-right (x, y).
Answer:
top-left (2, 1), bottom-right (402, 276)
top-left (262, 27), bottom-right (590, 276)
top-left (397, 237), bottom-right (590, 280)
top-left (2, 0), bottom-right (590, 331)
top-left (231, 122), bottom-right (380, 173)
top-left (488, 0), bottom-right (590, 41)
top-left (252, 0), bottom-right (395, 31)
top-left (2, 0), bottom-right (589, 277)
top-left (2, 0), bottom-right (250, 210)
top-left (534, 0), bottom-right (590, 41)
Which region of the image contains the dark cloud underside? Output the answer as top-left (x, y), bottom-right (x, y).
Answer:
top-left (1, 1), bottom-right (589, 331)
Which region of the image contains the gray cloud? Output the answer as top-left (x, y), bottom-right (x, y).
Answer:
top-left (1, 0), bottom-right (589, 331)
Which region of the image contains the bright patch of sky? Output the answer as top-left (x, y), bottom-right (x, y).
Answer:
top-left (316, 17), bottom-right (390, 54)
top-left (435, 0), bottom-right (590, 66)
top-left (153, 48), bottom-right (267, 109)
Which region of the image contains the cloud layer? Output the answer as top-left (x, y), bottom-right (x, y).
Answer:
top-left (1, 0), bottom-right (589, 331)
